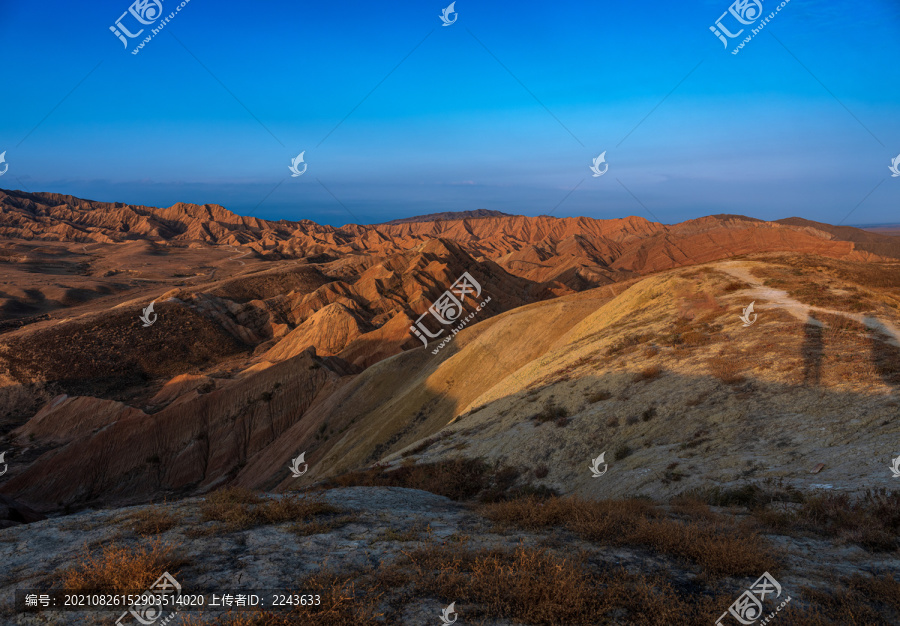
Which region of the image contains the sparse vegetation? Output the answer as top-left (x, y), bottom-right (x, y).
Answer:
top-left (321, 460), bottom-right (553, 503)
top-left (0, 306), bottom-right (248, 400)
top-left (532, 401), bottom-right (569, 424)
top-left (183, 544), bottom-right (731, 625)
top-left (613, 444), bottom-right (633, 461)
top-left (662, 466), bottom-right (686, 484)
top-left (722, 280), bottom-right (746, 293)
top-left (687, 482), bottom-right (802, 509)
top-left (659, 318), bottom-right (720, 348)
top-left (633, 365), bottom-right (662, 382)
top-left (752, 489), bottom-right (900, 552)
top-left (119, 505), bottom-right (181, 536)
top-left (60, 537), bottom-right (186, 592)
top-left (750, 257), bottom-right (899, 313)
top-left (687, 483), bottom-right (900, 551)
top-left (401, 436), bottom-right (438, 457)
top-left (707, 356), bottom-right (744, 385)
top-left (587, 390), bottom-right (612, 403)
top-left (480, 496), bottom-right (776, 576)
top-left (679, 429), bottom-right (712, 450)
top-left (606, 332), bottom-right (653, 356)
top-left (375, 524), bottom-right (427, 543)
top-left (685, 391), bottom-right (709, 407)
top-left (193, 488), bottom-right (343, 534)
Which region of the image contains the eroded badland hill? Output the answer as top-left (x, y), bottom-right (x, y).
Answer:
top-left (1, 191), bottom-right (899, 624)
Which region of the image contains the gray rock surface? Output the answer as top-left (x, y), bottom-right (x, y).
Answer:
top-left (1, 487), bottom-right (898, 625)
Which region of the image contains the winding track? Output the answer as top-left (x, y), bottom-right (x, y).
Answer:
top-left (719, 261), bottom-right (900, 348)
top-left (225, 244), bottom-right (251, 266)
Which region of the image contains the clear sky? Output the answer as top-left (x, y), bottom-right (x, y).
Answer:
top-left (1, 0), bottom-right (899, 226)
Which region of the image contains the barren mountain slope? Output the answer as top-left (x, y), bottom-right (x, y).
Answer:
top-left (0, 242), bottom-right (537, 510)
top-left (3, 189), bottom-right (900, 515)
top-left (320, 255), bottom-right (900, 500)
top-left (240, 282), bottom-right (639, 493)
top-left (2, 252), bottom-right (898, 512)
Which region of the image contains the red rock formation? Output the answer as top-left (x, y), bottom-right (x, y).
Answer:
top-left (1, 351), bottom-right (342, 511)
top-left (3, 188), bottom-right (900, 513)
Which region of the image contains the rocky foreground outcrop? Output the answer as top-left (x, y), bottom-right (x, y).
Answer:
top-left (0, 487), bottom-right (900, 626)
top-left (1, 486), bottom-right (898, 625)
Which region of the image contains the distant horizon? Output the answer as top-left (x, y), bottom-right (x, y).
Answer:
top-left (3, 185), bottom-right (899, 231)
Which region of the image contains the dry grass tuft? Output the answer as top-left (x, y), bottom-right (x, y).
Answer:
top-left (753, 489), bottom-right (900, 551)
top-left (633, 365), bottom-right (662, 382)
top-left (587, 390), bottom-right (612, 403)
top-left (119, 504), bottom-right (181, 536)
top-left (606, 332), bottom-right (654, 356)
top-left (532, 401), bottom-right (569, 424)
top-left (480, 496), bottom-right (776, 576)
top-left (722, 280), bottom-right (746, 293)
top-left (60, 537), bottom-right (186, 593)
top-left (707, 356), bottom-right (745, 385)
top-left (775, 573), bottom-right (900, 625)
top-left (183, 543), bottom-right (729, 625)
top-left (660, 318), bottom-right (720, 348)
top-left (194, 488), bottom-right (343, 534)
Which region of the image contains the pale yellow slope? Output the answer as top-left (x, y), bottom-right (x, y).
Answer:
top-left (256, 283), bottom-right (632, 486)
top-left (383, 259), bottom-right (900, 501)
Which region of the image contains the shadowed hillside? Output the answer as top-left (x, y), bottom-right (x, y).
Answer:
top-left (1, 198), bottom-right (899, 625)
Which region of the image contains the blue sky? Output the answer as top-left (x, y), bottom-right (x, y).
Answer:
top-left (1, 0), bottom-right (899, 226)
